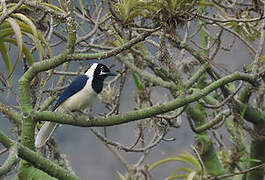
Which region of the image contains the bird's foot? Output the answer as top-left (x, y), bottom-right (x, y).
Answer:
top-left (73, 110), bottom-right (94, 119)
top-left (64, 108), bottom-right (75, 117)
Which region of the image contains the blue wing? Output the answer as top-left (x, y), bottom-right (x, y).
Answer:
top-left (52, 75), bottom-right (89, 111)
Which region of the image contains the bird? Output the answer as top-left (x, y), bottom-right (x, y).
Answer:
top-left (35, 63), bottom-right (116, 148)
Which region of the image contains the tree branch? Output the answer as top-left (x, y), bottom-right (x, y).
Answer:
top-left (0, 130), bottom-right (79, 180)
top-left (68, 30), bottom-right (158, 60)
top-left (188, 109), bottom-right (231, 133)
top-left (0, 0), bottom-right (25, 25)
top-left (0, 102), bottom-right (20, 126)
top-left (34, 72), bottom-right (259, 126)
top-left (24, 0), bottom-right (67, 20)
top-left (0, 144), bottom-right (19, 178)
top-left (118, 55), bottom-right (176, 89)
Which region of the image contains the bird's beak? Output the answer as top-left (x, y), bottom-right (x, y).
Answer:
top-left (100, 71), bottom-right (117, 76)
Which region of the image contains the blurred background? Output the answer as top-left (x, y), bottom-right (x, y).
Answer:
top-left (0, 0), bottom-right (259, 179)
top-left (0, 39), bottom-right (251, 179)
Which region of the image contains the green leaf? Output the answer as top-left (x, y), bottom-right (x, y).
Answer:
top-left (132, 72), bottom-right (144, 92)
top-left (40, 2), bottom-right (66, 13)
top-left (0, 21), bottom-right (12, 30)
top-left (5, 3), bottom-right (32, 12)
top-left (0, 28), bottom-right (14, 38)
top-left (77, 0), bottom-right (85, 14)
top-left (240, 158), bottom-right (262, 163)
top-left (241, 104), bottom-right (248, 117)
top-left (260, 55), bottom-right (265, 63)
top-left (0, 42), bottom-right (12, 80)
top-left (5, 17), bottom-right (23, 79)
top-left (15, 167), bottom-right (57, 180)
top-left (149, 157), bottom-right (181, 171)
top-left (117, 171), bottom-right (127, 180)
top-left (149, 151), bottom-right (202, 180)
top-left (15, 20), bottom-right (53, 58)
top-left (166, 174), bottom-right (188, 180)
top-left (2, 38), bottom-right (35, 65)
top-left (113, 32), bottom-right (125, 45)
top-left (12, 13), bottom-right (44, 60)
top-left (114, 0), bottom-right (147, 23)
top-left (187, 171), bottom-right (197, 180)
top-left (171, 167), bottom-right (194, 175)
top-left (176, 152), bottom-right (201, 170)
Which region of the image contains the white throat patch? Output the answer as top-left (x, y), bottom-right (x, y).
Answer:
top-left (85, 63), bottom-right (98, 78)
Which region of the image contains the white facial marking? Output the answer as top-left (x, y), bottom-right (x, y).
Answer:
top-left (85, 63), bottom-right (98, 77)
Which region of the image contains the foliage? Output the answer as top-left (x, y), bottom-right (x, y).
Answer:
top-left (113, 0), bottom-right (148, 24)
top-left (113, 0), bottom-right (197, 30)
top-left (224, 19), bottom-right (261, 41)
top-left (149, 152), bottom-right (203, 180)
top-left (14, 167), bottom-right (57, 180)
top-left (0, 5), bottom-right (53, 85)
top-left (0, 0), bottom-right (264, 180)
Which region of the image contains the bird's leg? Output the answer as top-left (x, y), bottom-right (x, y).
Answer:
top-left (64, 108), bottom-right (76, 117)
top-left (64, 107), bottom-right (93, 119)
top-left (75, 109), bottom-right (94, 119)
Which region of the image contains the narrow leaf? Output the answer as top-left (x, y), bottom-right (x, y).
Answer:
top-left (187, 171), bottom-right (197, 180)
top-left (132, 72), bottom-right (144, 91)
top-left (6, 17), bottom-right (23, 79)
top-left (78, 0), bottom-right (85, 14)
top-left (2, 38), bottom-right (35, 65)
top-left (12, 13), bottom-right (44, 60)
top-left (40, 3), bottom-right (66, 13)
top-left (0, 42), bottom-right (12, 79)
top-left (0, 28), bottom-right (15, 39)
top-left (57, 0), bottom-right (67, 10)
top-left (178, 152), bottom-right (201, 169)
top-left (15, 20), bottom-right (53, 58)
top-left (149, 157), bottom-right (182, 171)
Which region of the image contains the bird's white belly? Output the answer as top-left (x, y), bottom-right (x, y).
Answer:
top-left (59, 79), bottom-right (97, 112)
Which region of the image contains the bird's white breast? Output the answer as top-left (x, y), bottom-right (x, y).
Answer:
top-left (59, 78), bottom-right (97, 112)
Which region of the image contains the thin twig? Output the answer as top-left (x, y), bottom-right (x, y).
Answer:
top-left (208, 163), bottom-right (265, 179)
top-left (252, 5), bottom-right (265, 77)
top-left (76, 7), bottom-right (103, 43)
top-left (90, 127), bottom-right (165, 152)
top-left (199, 81), bottom-right (243, 109)
top-left (191, 145), bottom-right (205, 180)
top-left (0, 148), bottom-right (8, 155)
top-left (47, 15), bottom-right (54, 43)
top-left (0, 144), bottom-right (19, 178)
top-left (215, 22), bottom-right (256, 56)
top-left (196, 13), bottom-right (265, 23)
top-left (0, 0), bottom-right (25, 25)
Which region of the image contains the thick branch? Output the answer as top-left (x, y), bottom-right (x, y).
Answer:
top-left (0, 130), bottom-right (79, 180)
top-left (0, 144), bottom-right (19, 178)
top-left (119, 55), bottom-right (176, 89)
top-left (184, 63), bottom-right (210, 88)
top-left (34, 72), bottom-right (259, 126)
top-left (189, 109), bottom-right (231, 133)
top-left (240, 103), bottom-right (265, 125)
top-left (18, 0), bottom-right (76, 171)
top-left (0, 102), bottom-right (20, 126)
top-left (20, 31), bottom-right (154, 87)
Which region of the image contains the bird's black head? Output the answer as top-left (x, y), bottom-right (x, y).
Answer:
top-left (86, 63), bottom-right (116, 93)
top-left (93, 63), bottom-right (116, 79)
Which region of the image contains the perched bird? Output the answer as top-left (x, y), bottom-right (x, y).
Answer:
top-left (35, 63), bottom-right (116, 148)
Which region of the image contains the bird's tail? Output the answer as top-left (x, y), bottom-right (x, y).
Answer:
top-left (35, 122), bottom-right (58, 148)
